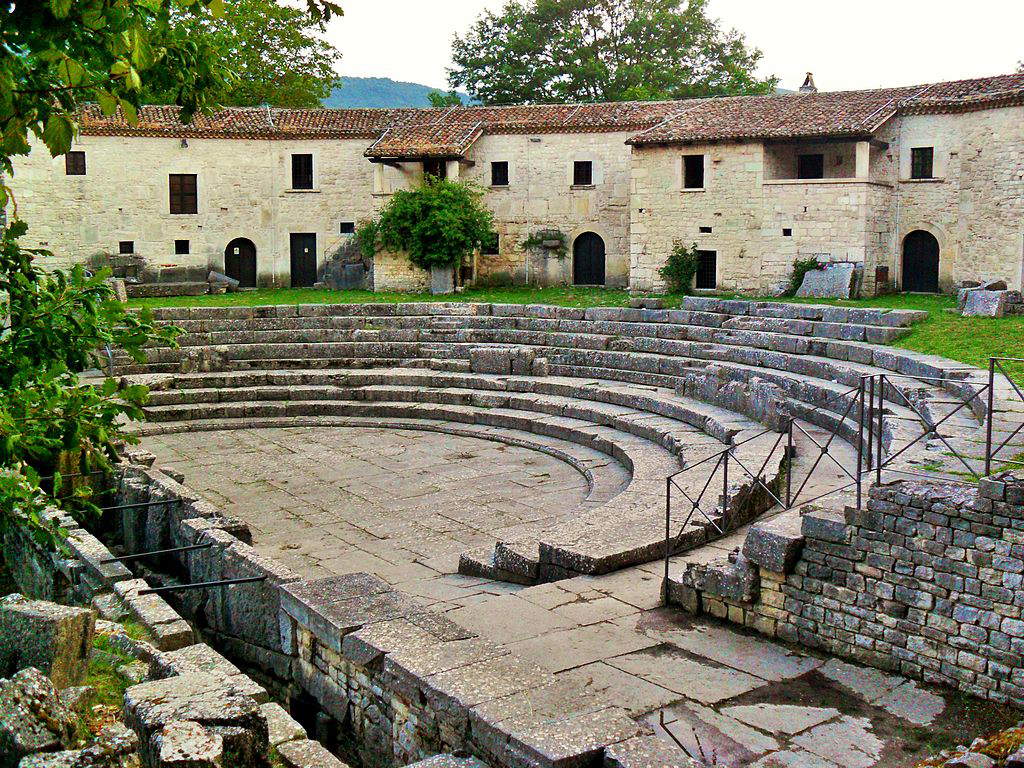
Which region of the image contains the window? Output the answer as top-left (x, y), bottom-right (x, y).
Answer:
top-left (911, 147), bottom-right (934, 180)
top-left (699, 226), bottom-right (712, 234)
top-left (423, 159), bottom-right (447, 180)
top-left (482, 232), bottom-right (500, 255)
top-left (65, 151), bottom-right (86, 176)
top-left (118, 241), bottom-right (134, 254)
top-left (695, 250), bottom-right (717, 289)
top-left (291, 154), bottom-right (313, 190)
top-left (683, 154), bottom-right (705, 189)
top-left (339, 222), bottom-right (355, 234)
top-left (491, 161), bottom-right (509, 187)
top-left (169, 174), bottom-right (198, 214)
top-left (573, 161), bottom-right (593, 186)
top-left (797, 153), bottom-right (825, 180)
top-left (174, 239), bottom-right (189, 255)
top-left (782, 228), bottom-right (793, 237)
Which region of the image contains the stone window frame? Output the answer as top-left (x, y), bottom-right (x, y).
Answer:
top-left (910, 147), bottom-right (935, 180)
top-left (490, 161), bottom-right (510, 188)
top-left (682, 154), bottom-right (706, 190)
top-left (65, 151), bottom-right (86, 176)
top-left (290, 153), bottom-right (315, 191)
top-left (571, 160), bottom-right (595, 188)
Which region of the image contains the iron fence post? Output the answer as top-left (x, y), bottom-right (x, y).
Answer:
top-left (663, 476), bottom-right (672, 605)
top-left (722, 448), bottom-right (730, 519)
top-left (786, 418), bottom-right (794, 508)
top-left (867, 375), bottom-right (875, 471)
top-left (876, 375), bottom-right (884, 487)
top-left (856, 377), bottom-right (865, 510)
top-left (986, 357), bottom-right (996, 478)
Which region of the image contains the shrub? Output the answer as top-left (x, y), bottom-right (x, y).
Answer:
top-left (363, 178), bottom-right (495, 271)
top-left (658, 240), bottom-right (702, 294)
top-left (521, 229), bottom-right (568, 260)
top-left (785, 257), bottom-right (824, 297)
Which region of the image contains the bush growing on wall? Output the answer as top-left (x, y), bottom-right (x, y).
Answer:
top-left (360, 178), bottom-right (495, 271)
top-left (658, 240), bottom-right (702, 294)
top-left (785, 257), bottom-right (824, 296)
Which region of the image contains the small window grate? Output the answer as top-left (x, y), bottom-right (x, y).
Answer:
top-left (699, 226), bottom-right (712, 234)
top-left (65, 151), bottom-right (86, 176)
top-left (174, 239), bottom-right (189, 255)
top-left (339, 222), bottom-right (355, 234)
top-left (119, 241), bottom-right (134, 255)
top-left (783, 228), bottom-right (793, 237)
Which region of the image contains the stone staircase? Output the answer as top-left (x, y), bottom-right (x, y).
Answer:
top-left (116, 298), bottom-right (1014, 584)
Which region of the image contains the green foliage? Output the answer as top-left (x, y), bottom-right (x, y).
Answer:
top-left (427, 90), bottom-right (465, 108)
top-left (323, 77), bottom-right (472, 108)
top-left (449, 0), bottom-right (777, 105)
top-left (354, 219), bottom-right (380, 261)
top-left (521, 229), bottom-right (568, 260)
top-left (658, 241), bottom-right (702, 294)
top-left (0, 221), bottom-right (180, 550)
top-left (0, 0), bottom-right (340, 208)
top-left (368, 178), bottom-right (495, 270)
top-left (147, 0), bottom-right (342, 108)
top-left (785, 257), bottom-right (823, 297)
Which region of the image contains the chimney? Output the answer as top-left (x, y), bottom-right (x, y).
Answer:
top-left (799, 73), bottom-right (818, 93)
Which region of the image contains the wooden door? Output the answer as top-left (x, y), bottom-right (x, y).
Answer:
top-left (224, 238), bottom-right (257, 288)
top-left (902, 231), bottom-right (939, 293)
top-left (573, 232), bottom-right (606, 286)
top-left (290, 233), bottom-right (317, 288)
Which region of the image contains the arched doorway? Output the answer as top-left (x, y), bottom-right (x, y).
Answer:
top-left (573, 232), bottom-right (605, 286)
top-left (224, 238), bottom-right (257, 288)
top-left (902, 231), bottom-right (940, 293)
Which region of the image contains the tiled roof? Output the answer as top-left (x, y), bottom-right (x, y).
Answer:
top-left (78, 73), bottom-right (1024, 154)
top-left (628, 73), bottom-right (1024, 146)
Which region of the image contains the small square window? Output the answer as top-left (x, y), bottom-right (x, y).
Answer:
top-left (65, 151), bottom-right (86, 176)
top-left (699, 226), bottom-right (712, 234)
top-left (174, 239), bottom-right (189, 255)
top-left (291, 154), bottom-right (314, 189)
top-left (797, 153), bottom-right (825, 180)
top-left (911, 147), bottom-right (934, 180)
top-left (339, 222), bottom-right (355, 234)
top-left (573, 161), bottom-right (593, 186)
top-left (491, 161), bottom-right (509, 187)
top-left (118, 241), bottom-right (134, 255)
top-left (683, 154), bottom-right (705, 189)
top-left (482, 232), bottom-right (500, 255)
top-left (782, 228), bottom-right (793, 237)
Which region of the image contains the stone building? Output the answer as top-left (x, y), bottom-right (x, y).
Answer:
top-left (7, 72), bottom-right (1024, 293)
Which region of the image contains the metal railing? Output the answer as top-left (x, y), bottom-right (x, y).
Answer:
top-left (663, 357), bottom-right (1024, 585)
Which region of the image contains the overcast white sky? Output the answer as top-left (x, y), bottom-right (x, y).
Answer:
top-left (325, 0), bottom-right (1024, 93)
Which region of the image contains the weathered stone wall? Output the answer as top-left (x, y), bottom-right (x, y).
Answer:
top-left (894, 106), bottom-right (1024, 291)
top-left (460, 131), bottom-right (634, 288)
top-left (671, 473), bottom-right (1024, 705)
top-left (630, 105), bottom-right (1024, 294)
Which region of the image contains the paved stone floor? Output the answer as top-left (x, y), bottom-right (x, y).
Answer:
top-left (144, 426), bottom-right (1020, 768)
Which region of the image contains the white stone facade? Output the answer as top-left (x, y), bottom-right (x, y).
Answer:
top-left (630, 106), bottom-right (1024, 294)
top-left (8, 94), bottom-right (1024, 294)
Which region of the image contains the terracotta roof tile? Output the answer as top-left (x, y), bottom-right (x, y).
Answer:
top-left (628, 73), bottom-right (1024, 146)
top-left (77, 73), bottom-right (1024, 153)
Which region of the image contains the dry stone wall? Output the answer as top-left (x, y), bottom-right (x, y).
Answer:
top-left (670, 472), bottom-right (1024, 705)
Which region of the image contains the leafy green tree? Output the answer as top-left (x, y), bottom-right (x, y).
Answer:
top-left (149, 0), bottom-right (342, 108)
top-left (361, 178), bottom-right (494, 270)
top-left (448, 0), bottom-right (776, 105)
top-left (427, 89), bottom-right (465, 108)
top-left (0, 0), bottom-right (338, 549)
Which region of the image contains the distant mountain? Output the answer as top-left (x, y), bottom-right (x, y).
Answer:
top-left (324, 77), bottom-right (473, 108)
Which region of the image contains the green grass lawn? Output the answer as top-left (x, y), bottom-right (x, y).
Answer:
top-left (129, 287), bottom-right (1023, 374)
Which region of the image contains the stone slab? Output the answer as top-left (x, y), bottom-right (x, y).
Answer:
top-left (795, 264), bottom-right (857, 300)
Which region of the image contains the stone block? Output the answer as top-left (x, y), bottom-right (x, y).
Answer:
top-left (150, 643), bottom-right (267, 703)
top-left (275, 739), bottom-right (351, 768)
top-left (469, 347), bottom-right (511, 375)
top-left (801, 509), bottom-right (850, 544)
top-left (259, 702), bottom-right (306, 748)
top-left (702, 554), bottom-right (760, 604)
top-left (0, 595), bottom-right (95, 688)
top-left (430, 266), bottom-right (455, 295)
top-left (152, 720), bottom-right (224, 767)
top-left (962, 290), bottom-right (1009, 317)
top-left (795, 263), bottom-right (857, 299)
top-left (604, 734), bottom-right (704, 767)
top-left (743, 515), bottom-right (805, 573)
top-left (123, 674), bottom-right (268, 768)
top-left (0, 668), bottom-right (75, 767)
